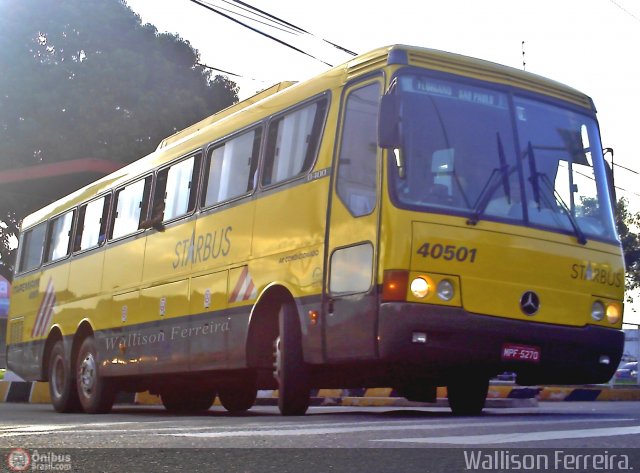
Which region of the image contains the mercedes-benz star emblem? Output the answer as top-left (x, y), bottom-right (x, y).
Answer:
top-left (520, 291), bottom-right (540, 316)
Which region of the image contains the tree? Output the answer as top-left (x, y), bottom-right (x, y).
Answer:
top-left (0, 0), bottom-right (239, 277)
top-left (581, 196), bottom-right (640, 302)
top-left (616, 198), bottom-right (640, 299)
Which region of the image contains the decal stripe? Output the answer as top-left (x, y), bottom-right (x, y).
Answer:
top-left (229, 267), bottom-right (257, 303)
top-left (31, 278), bottom-right (56, 338)
top-left (229, 267), bottom-right (249, 303)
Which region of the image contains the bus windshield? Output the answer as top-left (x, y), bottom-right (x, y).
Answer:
top-left (389, 73), bottom-right (617, 242)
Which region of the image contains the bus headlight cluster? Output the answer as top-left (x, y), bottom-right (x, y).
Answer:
top-left (591, 300), bottom-right (622, 324)
top-left (410, 277), bottom-right (455, 302)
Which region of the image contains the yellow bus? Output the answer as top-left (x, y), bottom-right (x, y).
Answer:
top-left (6, 45), bottom-right (625, 416)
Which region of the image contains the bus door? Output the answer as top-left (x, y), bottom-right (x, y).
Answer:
top-left (325, 79), bottom-right (383, 362)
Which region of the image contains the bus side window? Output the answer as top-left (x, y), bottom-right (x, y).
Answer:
top-left (146, 154), bottom-right (201, 229)
top-left (110, 176), bottom-right (152, 240)
top-left (44, 210), bottom-right (74, 263)
top-left (262, 99), bottom-right (327, 186)
top-left (17, 223), bottom-right (47, 273)
top-left (336, 82), bottom-right (380, 216)
top-left (75, 195), bottom-right (111, 251)
top-left (202, 128), bottom-right (261, 207)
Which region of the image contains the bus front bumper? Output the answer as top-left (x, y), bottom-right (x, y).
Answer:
top-left (377, 303), bottom-right (624, 385)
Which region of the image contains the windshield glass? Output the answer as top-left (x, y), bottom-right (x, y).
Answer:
top-left (389, 73), bottom-right (617, 242)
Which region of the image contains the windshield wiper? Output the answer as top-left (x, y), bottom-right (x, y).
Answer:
top-left (466, 133), bottom-right (512, 225)
top-left (526, 141), bottom-right (587, 245)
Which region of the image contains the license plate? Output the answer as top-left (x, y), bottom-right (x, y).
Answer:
top-left (501, 343), bottom-right (541, 363)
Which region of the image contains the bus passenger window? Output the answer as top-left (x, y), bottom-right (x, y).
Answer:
top-left (75, 195), bottom-right (111, 251)
top-left (202, 129), bottom-right (261, 207)
top-left (262, 99), bottom-right (327, 186)
top-left (151, 154), bottom-right (201, 226)
top-left (45, 211), bottom-right (74, 262)
top-left (337, 83), bottom-right (380, 216)
top-left (17, 223), bottom-right (46, 273)
top-left (110, 176), bottom-right (152, 239)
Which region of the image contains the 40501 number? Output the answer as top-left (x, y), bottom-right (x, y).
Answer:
top-left (416, 243), bottom-right (478, 263)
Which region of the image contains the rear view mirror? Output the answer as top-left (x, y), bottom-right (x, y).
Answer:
top-left (378, 94), bottom-right (401, 149)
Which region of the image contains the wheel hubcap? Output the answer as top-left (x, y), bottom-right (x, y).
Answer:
top-left (79, 353), bottom-right (97, 396)
top-left (273, 336), bottom-right (282, 380)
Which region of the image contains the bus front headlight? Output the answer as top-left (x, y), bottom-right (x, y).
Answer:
top-left (606, 303), bottom-right (621, 324)
top-left (410, 277), bottom-right (431, 299)
top-left (591, 301), bottom-right (605, 321)
top-left (437, 279), bottom-right (455, 301)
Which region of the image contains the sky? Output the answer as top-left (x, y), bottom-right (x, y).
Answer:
top-left (125, 0), bottom-right (640, 323)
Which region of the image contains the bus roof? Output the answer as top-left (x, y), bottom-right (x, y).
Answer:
top-left (21, 44), bottom-right (594, 229)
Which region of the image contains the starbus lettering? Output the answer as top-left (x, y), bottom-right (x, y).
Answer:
top-left (173, 226), bottom-right (232, 269)
top-left (570, 263), bottom-right (623, 288)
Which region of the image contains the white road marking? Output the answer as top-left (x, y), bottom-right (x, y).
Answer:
top-left (157, 418), bottom-right (631, 439)
top-left (373, 425), bottom-right (640, 445)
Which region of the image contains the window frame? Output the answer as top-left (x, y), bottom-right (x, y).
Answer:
top-left (108, 174), bottom-right (153, 242)
top-left (260, 93), bottom-right (329, 190)
top-left (153, 152), bottom-right (202, 226)
top-left (16, 222), bottom-right (47, 275)
top-left (73, 192), bottom-right (113, 255)
top-left (43, 209), bottom-right (76, 265)
top-left (200, 125), bottom-right (263, 211)
top-left (335, 79), bottom-right (382, 218)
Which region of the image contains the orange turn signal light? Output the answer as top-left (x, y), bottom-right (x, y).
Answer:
top-left (382, 270), bottom-right (409, 302)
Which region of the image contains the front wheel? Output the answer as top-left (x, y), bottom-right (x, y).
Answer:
top-left (76, 336), bottom-right (116, 414)
top-left (447, 376), bottom-right (489, 416)
top-left (48, 341), bottom-right (82, 413)
top-left (161, 389), bottom-right (215, 413)
top-left (273, 301), bottom-right (310, 416)
top-left (218, 377), bottom-right (257, 413)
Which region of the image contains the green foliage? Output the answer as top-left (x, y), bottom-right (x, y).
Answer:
top-left (616, 198), bottom-right (640, 295)
top-left (579, 197), bottom-right (640, 298)
top-left (0, 0), bottom-right (238, 277)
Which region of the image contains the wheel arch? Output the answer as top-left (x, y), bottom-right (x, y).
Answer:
top-left (246, 283), bottom-right (297, 369)
top-left (71, 319), bottom-right (95, 371)
top-left (41, 326), bottom-right (64, 381)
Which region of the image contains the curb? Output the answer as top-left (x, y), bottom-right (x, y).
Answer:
top-left (1, 379), bottom-right (639, 406)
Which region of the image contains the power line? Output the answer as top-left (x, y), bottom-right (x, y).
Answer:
top-left (199, 0), bottom-right (298, 35)
top-left (608, 0), bottom-right (640, 23)
top-left (187, 0), bottom-right (334, 67)
top-left (229, 0), bottom-right (357, 56)
top-left (196, 62), bottom-right (270, 83)
top-left (614, 162), bottom-right (639, 175)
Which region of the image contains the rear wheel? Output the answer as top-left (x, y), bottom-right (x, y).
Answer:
top-left (447, 376), bottom-right (489, 416)
top-left (48, 341), bottom-right (82, 413)
top-left (218, 377), bottom-right (257, 413)
top-left (396, 380), bottom-right (436, 403)
top-left (161, 389), bottom-right (215, 413)
top-left (273, 300), bottom-right (310, 416)
top-left (76, 336), bottom-right (116, 414)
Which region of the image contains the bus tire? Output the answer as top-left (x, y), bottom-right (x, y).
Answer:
top-left (447, 376), bottom-right (489, 416)
top-left (397, 381), bottom-right (436, 403)
top-left (48, 341), bottom-right (82, 413)
top-left (76, 336), bottom-right (116, 414)
top-left (161, 389), bottom-right (215, 413)
top-left (218, 382), bottom-right (257, 413)
top-left (274, 301), bottom-right (310, 416)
